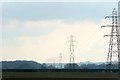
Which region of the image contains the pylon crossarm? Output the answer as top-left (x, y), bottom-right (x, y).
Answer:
top-left (105, 16), bottom-right (113, 19)
top-left (105, 15), bottom-right (120, 19)
top-left (104, 35), bottom-right (120, 37)
top-left (101, 25), bottom-right (120, 28)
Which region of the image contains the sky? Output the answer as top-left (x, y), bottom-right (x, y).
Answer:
top-left (1, 1), bottom-right (120, 63)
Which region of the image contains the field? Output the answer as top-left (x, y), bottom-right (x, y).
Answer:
top-left (2, 71), bottom-right (119, 80)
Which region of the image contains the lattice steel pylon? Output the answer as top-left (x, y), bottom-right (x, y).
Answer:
top-left (118, 2), bottom-right (120, 80)
top-left (67, 35), bottom-right (76, 64)
top-left (101, 8), bottom-right (120, 71)
top-left (59, 53), bottom-right (62, 69)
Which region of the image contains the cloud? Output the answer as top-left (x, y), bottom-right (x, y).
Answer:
top-left (4, 19), bottom-right (21, 29)
top-left (4, 19), bottom-right (64, 30)
top-left (25, 19), bottom-right (64, 29)
top-left (3, 19), bottom-right (111, 63)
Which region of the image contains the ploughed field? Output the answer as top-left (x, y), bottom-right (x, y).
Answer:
top-left (2, 69), bottom-right (120, 80)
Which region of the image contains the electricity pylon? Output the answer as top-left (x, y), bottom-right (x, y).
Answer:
top-left (101, 8), bottom-right (120, 71)
top-left (67, 35), bottom-right (76, 64)
top-left (59, 53), bottom-right (63, 69)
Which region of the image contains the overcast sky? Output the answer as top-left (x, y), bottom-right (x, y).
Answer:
top-left (1, 1), bottom-right (119, 63)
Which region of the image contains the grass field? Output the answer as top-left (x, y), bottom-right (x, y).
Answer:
top-left (2, 71), bottom-right (119, 80)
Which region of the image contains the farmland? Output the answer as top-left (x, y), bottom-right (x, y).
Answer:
top-left (2, 70), bottom-right (119, 80)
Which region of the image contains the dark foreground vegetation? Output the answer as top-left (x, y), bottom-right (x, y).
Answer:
top-left (2, 78), bottom-right (119, 80)
top-left (2, 69), bottom-right (120, 72)
top-left (2, 71), bottom-right (119, 80)
top-left (2, 69), bottom-right (120, 80)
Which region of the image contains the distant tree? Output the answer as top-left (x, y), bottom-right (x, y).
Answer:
top-left (41, 63), bottom-right (48, 69)
top-left (48, 65), bottom-right (56, 69)
top-left (2, 60), bottom-right (42, 69)
top-left (64, 63), bottom-right (79, 69)
top-left (17, 63), bottom-right (30, 69)
top-left (79, 64), bottom-right (88, 69)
